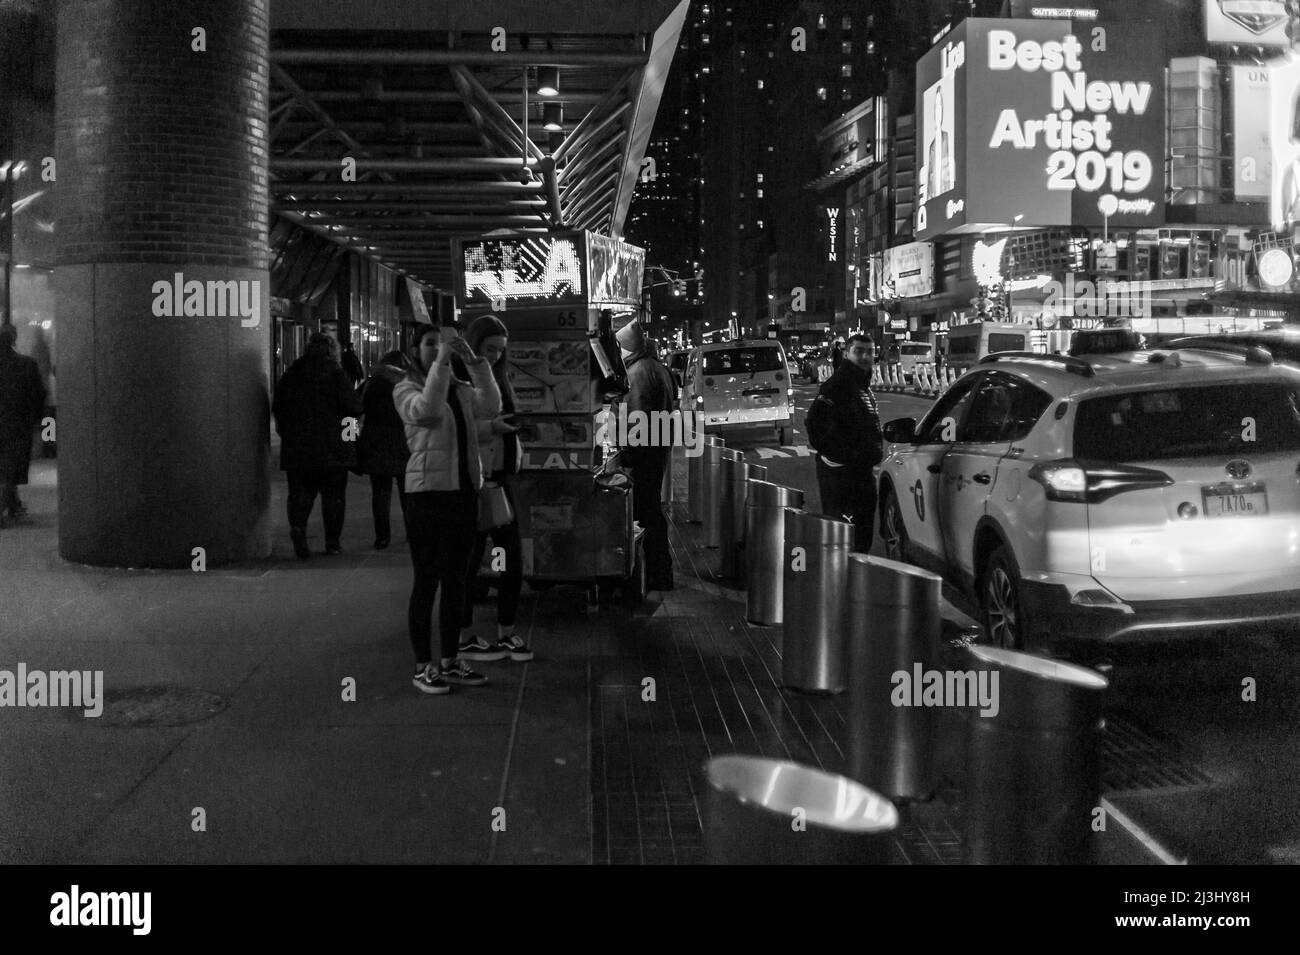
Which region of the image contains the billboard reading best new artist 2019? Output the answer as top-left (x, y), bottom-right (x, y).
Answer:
top-left (915, 17), bottom-right (1165, 240)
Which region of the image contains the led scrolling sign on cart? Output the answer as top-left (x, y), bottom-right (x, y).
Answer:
top-left (456, 232), bottom-right (645, 308)
top-left (459, 235), bottom-right (586, 307)
top-left (914, 18), bottom-right (1165, 240)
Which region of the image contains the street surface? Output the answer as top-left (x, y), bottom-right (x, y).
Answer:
top-left (722, 373), bottom-right (1300, 864)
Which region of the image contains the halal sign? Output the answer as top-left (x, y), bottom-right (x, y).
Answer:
top-left (1218, 1), bottom-right (1286, 35)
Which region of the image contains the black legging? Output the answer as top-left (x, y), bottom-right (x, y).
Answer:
top-left (404, 489), bottom-right (478, 664)
top-left (369, 473), bottom-right (406, 542)
top-left (463, 479), bottom-right (522, 629)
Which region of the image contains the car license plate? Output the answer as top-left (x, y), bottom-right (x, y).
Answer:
top-left (1201, 483), bottom-right (1268, 518)
top-left (750, 396), bottom-right (771, 406)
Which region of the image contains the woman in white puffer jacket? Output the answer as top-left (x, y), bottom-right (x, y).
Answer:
top-left (393, 325), bottom-right (512, 696)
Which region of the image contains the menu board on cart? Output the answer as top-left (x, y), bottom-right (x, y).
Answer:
top-left (506, 340), bottom-right (591, 413)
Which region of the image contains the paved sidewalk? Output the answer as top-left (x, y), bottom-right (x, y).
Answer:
top-left (2, 455), bottom-right (1173, 864)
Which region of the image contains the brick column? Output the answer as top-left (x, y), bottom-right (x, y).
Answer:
top-left (55, 0), bottom-right (271, 566)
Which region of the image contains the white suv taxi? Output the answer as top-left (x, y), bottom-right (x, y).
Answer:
top-left (680, 340), bottom-right (795, 444)
top-left (875, 347), bottom-right (1300, 653)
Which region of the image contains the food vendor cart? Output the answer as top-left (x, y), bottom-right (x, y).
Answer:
top-left (453, 230), bottom-right (648, 610)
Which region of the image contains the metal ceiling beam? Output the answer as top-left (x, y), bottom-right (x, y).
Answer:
top-left (449, 65), bottom-right (563, 228)
top-left (274, 49), bottom-right (648, 68)
top-left (553, 72), bottom-right (636, 163)
top-left (564, 169), bottom-right (619, 223)
top-left (555, 102), bottom-right (630, 171)
top-left (271, 181), bottom-right (545, 194)
top-left (272, 157), bottom-right (539, 172)
top-left (295, 215), bottom-right (546, 227)
top-left (449, 65), bottom-right (546, 163)
top-left (608, 0), bottom-right (688, 237)
top-left (270, 63), bottom-right (396, 183)
top-left (309, 90), bottom-right (607, 105)
top-left (448, 67), bottom-right (533, 164)
top-left (274, 209), bottom-right (416, 279)
top-left (274, 199), bottom-right (547, 211)
top-left (276, 119), bottom-right (577, 137)
top-left (560, 137), bottom-right (623, 198)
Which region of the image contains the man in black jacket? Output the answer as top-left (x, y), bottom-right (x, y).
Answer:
top-left (272, 332), bottom-right (362, 557)
top-left (0, 323), bottom-right (47, 526)
top-left (806, 334), bottom-right (883, 554)
top-left (616, 320), bottom-right (678, 590)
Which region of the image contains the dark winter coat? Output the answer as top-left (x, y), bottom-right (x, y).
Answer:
top-left (272, 355), bottom-right (362, 472)
top-left (357, 364), bottom-right (410, 477)
top-left (621, 350), bottom-right (678, 466)
top-left (805, 358), bottom-right (883, 470)
top-left (0, 347), bottom-right (47, 485)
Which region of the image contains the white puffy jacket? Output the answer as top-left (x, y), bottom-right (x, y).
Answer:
top-left (393, 358), bottom-right (501, 494)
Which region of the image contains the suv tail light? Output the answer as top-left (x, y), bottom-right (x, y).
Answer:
top-left (1028, 459), bottom-right (1174, 503)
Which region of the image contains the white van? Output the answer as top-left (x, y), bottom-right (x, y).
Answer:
top-left (945, 322), bottom-right (1034, 374)
top-left (681, 340), bottom-right (795, 444)
top-left (896, 341), bottom-right (935, 384)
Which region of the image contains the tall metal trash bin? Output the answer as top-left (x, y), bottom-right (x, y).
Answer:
top-left (746, 482), bottom-right (805, 626)
top-left (781, 510), bottom-right (853, 693)
top-left (689, 435), bottom-right (723, 524)
top-left (845, 555), bottom-right (943, 801)
top-left (718, 460), bottom-right (767, 580)
top-left (704, 755), bottom-right (899, 864)
top-left (961, 646), bottom-right (1108, 865)
top-left (703, 444), bottom-right (738, 548)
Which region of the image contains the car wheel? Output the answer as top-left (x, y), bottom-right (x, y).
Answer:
top-left (880, 488), bottom-right (909, 563)
top-left (981, 545), bottom-right (1024, 651)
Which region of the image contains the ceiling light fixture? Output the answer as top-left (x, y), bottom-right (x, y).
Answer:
top-left (537, 66), bottom-right (560, 97)
top-left (543, 103), bottom-right (563, 131)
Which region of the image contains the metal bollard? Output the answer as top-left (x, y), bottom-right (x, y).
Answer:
top-left (702, 440), bottom-right (734, 548)
top-left (689, 435), bottom-right (723, 524)
top-left (704, 755), bottom-right (899, 864)
top-left (721, 462), bottom-right (768, 580)
top-left (718, 454), bottom-right (747, 577)
top-left (746, 482), bottom-right (805, 626)
top-left (709, 447), bottom-right (742, 552)
top-left (961, 646), bottom-right (1108, 865)
top-left (845, 555), bottom-right (943, 802)
top-left (662, 442), bottom-right (677, 504)
top-left (781, 509), bottom-right (854, 693)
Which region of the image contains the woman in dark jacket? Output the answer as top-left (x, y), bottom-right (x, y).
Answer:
top-left (358, 350), bottom-right (414, 549)
top-left (458, 314), bottom-right (531, 662)
top-left (272, 332), bottom-right (361, 558)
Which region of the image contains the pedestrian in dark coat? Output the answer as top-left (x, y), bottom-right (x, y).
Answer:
top-left (0, 324), bottom-right (47, 525)
top-left (616, 320), bottom-right (678, 590)
top-left (272, 331), bottom-right (362, 557)
top-left (357, 349), bottom-right (414, 549)
top-left (341, 342), bottom-right (365, 388)
top-left (804, 334), bottom-right (884, 554)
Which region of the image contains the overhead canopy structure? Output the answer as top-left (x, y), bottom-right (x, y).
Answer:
top-left (268, 0), bottom-right (688, 289)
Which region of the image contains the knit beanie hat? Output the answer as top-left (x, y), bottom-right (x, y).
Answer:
top-left (615, 320), bottom-right (645, 354)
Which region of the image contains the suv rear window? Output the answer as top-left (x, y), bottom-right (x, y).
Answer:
top-left (1074, 383), bottom-right (1300, 461)
top-left (702, 347), bottom-right (784, 375)
top-left (901, 343), bottom-right (932, 355)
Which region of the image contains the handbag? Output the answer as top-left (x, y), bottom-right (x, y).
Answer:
top-left (478, 480), bottom-right (514, 531)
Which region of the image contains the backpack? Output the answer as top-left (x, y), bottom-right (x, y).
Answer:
top-left (803, 391), bottom-right (840, 458)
